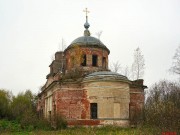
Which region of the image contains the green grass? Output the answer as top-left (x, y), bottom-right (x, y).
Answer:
top-left (0, 119), bottom-right (22, 132)
top-left (0, 120), bottom-right (179, 135)
top-left (0, 126), bottom-right (167, 135)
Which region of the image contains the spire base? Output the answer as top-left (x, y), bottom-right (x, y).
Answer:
top-left (84, 29), bottom-right (90, 36)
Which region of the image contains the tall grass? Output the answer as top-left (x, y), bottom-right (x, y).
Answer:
top-left (0, 124), bottom-right (165, 135)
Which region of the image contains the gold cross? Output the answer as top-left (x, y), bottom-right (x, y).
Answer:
top-left (83, 8), bottom-right (90, 16)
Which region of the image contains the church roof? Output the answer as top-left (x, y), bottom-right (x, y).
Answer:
top-left (71, 36), bottom-right (104, 45)
top-left (83, 71), bottom-right (129, 82)
top-left (65, 36), bottom-right (110, 53)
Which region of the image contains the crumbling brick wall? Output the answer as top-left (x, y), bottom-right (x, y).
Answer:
top-left (53, 83), bottom-right (90, 120)
top-left (129, 79), bottom-right (146, 124)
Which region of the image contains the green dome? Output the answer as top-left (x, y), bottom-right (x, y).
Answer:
top-left (72, 36), bottom-right (104, 46)
top-left (65, 36), bottom-right (110, 54)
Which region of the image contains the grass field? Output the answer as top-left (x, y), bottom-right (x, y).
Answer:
top-left (0, 119), bottom-right (178, 135)
top-left (1, 126), bottom-right (178, 135)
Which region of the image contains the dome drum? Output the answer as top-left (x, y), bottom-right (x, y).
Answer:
top-left (65, 47), bottom-right (109, 72)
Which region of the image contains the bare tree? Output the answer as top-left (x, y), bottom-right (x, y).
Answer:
top-left (95, 31), bottom-right (103, 39)
top-left (123, 66), bottom-right (130, 79)
top-left (170, 45), bottom-right (180, 75)
top-left (131, 47), bottom-right (145, 80)
top-left (110, 61), bottom-right (121, 73)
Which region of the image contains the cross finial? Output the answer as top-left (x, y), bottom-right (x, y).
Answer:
top-left (83, 8), bottom-right (90, 33)
top-left (83, 8), bottom-right (90, 17)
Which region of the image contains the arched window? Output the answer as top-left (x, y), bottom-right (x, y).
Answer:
top-left (81, 54), bottom-right (86, 66)
top-left (92, 55), bottom-right (98, 67)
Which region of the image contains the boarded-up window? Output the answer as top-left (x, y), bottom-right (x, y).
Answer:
top-left (90, 103), bottom-right (97, 119)
top-left (114, 103), bottom-right (120, 118)
top-left (92, 55), bottom-right (98, 67)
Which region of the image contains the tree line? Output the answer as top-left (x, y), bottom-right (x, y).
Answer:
top-left (0, 89), bottom-right (67, 130)
top-left (0, 90), bottom-right (41, 128)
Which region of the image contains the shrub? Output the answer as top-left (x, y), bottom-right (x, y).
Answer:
top-left (35, 118), bottom-right (52, 130)
top-left (0, 119), bottom-right (21, 132)
top-left (54, 114), bottom-right (67, 130)
top-left (62, 67), bottom-right (85, 80)
top-left (20, 110), bottom-right (37, 130)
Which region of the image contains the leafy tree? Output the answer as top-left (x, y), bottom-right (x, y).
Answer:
top-left (0, 89), bottom-right (12, 118)
top-left (11, 90), bottom-right (36, 121)
top-left (131, 47), bottom-right (145, 80)
top-left (170, 45), bottom-right (180, 75)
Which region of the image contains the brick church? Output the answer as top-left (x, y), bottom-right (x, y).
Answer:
top-left (37, 9), bottom-right (147, 126)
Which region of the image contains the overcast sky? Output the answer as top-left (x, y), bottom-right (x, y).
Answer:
top-left (0, 0), bottom-right (180, 95)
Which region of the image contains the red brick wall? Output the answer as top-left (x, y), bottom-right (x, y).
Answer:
top-left (65, 47), bottom-right (109, 72)
top-left (129, 80), bottom-right (145, 123)
top-left (53, 86), bottom-right (90, 119)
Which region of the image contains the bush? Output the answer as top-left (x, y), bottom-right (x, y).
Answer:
top-left (20, 110), bottom-right (37, 130)
top-left (35, 118), bottom-right (52, 130)
top-left (62, 67), bottom-right (85, 81)
top-left (20, 110), bottom-right (52, 131)
top-left (54, 114), bottom-right (67, 130)
top-left (0, 119), bottom-right (21, 132)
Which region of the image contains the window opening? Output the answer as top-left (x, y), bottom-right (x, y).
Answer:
top-left (90, 103), bottom-right (97, 119)
top-left (81, 54), bottom-right (87, 66)
top-left (92, 55), bottom-right (98, 67)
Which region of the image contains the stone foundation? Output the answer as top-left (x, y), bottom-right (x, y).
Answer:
top-left (67, 119), bottom-right (129, 127)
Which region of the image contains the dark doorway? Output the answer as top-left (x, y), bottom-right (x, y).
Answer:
top-left (90, 103), bottom-right (97, 119)
top-left (92, 55), bottom-right (98, 67)
top-left (81, 54), bottom-right (86, 66)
